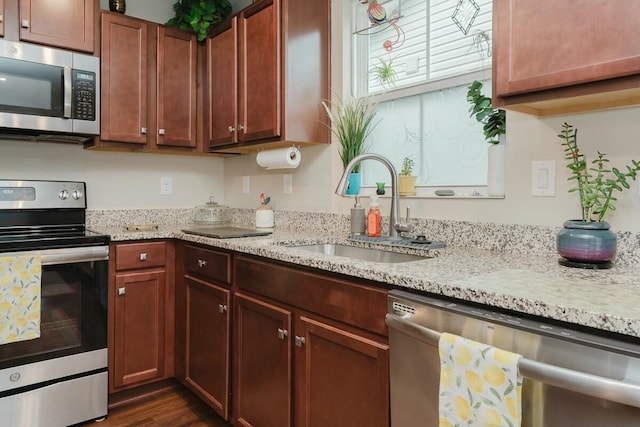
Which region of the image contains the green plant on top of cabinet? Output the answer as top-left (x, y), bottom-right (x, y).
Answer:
top-left (1, 0), bottom-right (96, 52)
top-left (166, 0), bottom-right (232, 42)
top-left (205, 0), bottom-right (330, 153)
top-left (493, 0), bottom-right (640, 116)
top-left (98, 12), bottom-right (199, 152)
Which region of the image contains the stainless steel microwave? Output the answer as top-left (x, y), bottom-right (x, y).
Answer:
top-left (0, 39), bottom-right (99, 143)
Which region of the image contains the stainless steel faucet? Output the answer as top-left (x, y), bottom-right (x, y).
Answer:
top-left (335, 153), bottom-right (412, 238)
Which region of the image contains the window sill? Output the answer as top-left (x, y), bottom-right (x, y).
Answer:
top-left (355, 185), bottom-right (505, 199)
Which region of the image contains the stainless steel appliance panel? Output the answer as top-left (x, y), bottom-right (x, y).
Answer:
top-left (0, 39), bottom-right (99, 138)
top-left (0, 371), bottom-right (107, 426)
top-left (386, 290), bottom-right (640, 427)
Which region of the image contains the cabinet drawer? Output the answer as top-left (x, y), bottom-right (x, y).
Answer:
top-left (235, 256), bottom-right (388, 336)
top-left (184, 245), bottom-right (231, 285)
top-left (115, 242), bottom-right (167, 271)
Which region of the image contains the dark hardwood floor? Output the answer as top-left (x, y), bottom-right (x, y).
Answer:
top-left (85, 383), bottom-right (232, 427)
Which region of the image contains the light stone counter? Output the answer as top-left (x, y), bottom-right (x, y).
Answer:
top-left (89, 216), bottom-right (640, 340)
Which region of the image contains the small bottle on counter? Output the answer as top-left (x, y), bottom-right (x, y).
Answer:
top-left (367, 196), bottom-right (382, 237)
top-left (350, 196), bottom-right (366, 236)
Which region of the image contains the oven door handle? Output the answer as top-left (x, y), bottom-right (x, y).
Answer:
top-left (3, 246), bottom-right (109, 265)
top-left (386, 313), bottom-right (640, 409)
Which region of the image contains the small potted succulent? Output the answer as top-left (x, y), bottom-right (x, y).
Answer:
top-left (556, 122), bottom-right (640, 268)
top-left (398, 157), bottom-right (416, 196)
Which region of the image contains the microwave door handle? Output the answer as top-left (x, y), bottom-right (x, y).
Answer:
top-left (63, 66), bottom-right (72, 118)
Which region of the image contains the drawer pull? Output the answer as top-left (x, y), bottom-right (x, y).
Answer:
top-left (139, 253), bottom-right (147, 261)
top-left (198, 259), bottom-right (208, 268)
top-left (218, 304), bottom-right (227, 314)
top-left (277, 328), bottom-right (288, 340)
top-left (295, 336), bottom-right (306, 347)
top-left (228, 126), bottom-right (235, 133)
top-left (118, 287), bottom-right (126, 296)
top-left (21, 19), bottom-right (29, 28)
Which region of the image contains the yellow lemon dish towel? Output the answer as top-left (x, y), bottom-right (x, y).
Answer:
top-left (439, 332), bottom-right (522, 427)
top-left (0, 255), bottom-right (42, 345)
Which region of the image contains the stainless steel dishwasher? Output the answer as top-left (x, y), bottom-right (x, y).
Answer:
top-left (386, 290), bottom-right (640, 426)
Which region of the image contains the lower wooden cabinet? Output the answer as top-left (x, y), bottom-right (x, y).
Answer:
top-left (295, 316), bottom-right (389, 427)
top-left (175, 244), bottom-right (232, 420)
top-left (109, 241), bottom-right (175, 394)
top-left (234, 292), bottom-right (292, 427)
top-left (184, 276), bottom-right (231, 417)
top-left (233, 256), bottom-right (390, 427)
top-left (112, 270), bottom-right (167, 388)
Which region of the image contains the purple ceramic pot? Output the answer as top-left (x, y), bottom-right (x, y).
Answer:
top-left (556, 220), bottom-right (617, 267)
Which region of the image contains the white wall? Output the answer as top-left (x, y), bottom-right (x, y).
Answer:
top-left (223, 0), bottom-right (640, 232)
top-left (0, 141), bottom-right (225, 209)
top-left (99, 0), bottom-right (175, 23)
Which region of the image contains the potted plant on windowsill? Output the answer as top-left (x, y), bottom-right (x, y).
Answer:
top-left (467, 80), bottom-right (506, 196)
top-left (322, 96), bottom-right (378, 195)
top-left (556, 122), bottom-right (640, 269)
top-left (166, 0), bottom-right (232, 42)
top-left (398, 157), bottom-right (416, 196)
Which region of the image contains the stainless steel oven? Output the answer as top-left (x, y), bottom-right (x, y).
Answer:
top-left (0, 180), bottom-right (109, 427)
top-left (0, 39), bottom-right (99, 143)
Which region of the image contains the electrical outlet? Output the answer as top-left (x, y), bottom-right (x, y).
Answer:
top-left (283, 174), bottom-right (293, 194)
top-left (160, 176), bottom-right (172, 195)
top-left (242, 176), bottom-right (250, 194)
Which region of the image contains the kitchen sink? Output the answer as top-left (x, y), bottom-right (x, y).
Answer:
top-left (289, 243), bottom-right (428, 263)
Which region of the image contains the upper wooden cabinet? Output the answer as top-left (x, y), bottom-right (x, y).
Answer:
top-left (17, 0), bottom-right (95, 52)
top-left (205, 0), bottom-right (330, 153)
top-left (97, 12), bottom-right (199, 152)
top-left (493, 0), bottom-right (640, 116)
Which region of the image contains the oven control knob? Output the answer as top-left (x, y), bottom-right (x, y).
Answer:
top-left (58, 190), bottom-right (69, 200)
top-left (72, 190), bottom-right (83, 200)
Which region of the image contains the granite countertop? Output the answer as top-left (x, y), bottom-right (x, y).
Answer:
top-left (93, 223), bottom-right (640, 339)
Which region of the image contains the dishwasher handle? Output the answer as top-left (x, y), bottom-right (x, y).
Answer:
top-left (385, 313), bottom-right (640, 410)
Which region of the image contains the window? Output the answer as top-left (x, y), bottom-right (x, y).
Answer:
top-left (351, 0), bottom-right (497, 194)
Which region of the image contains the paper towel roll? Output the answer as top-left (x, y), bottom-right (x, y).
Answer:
top-left (256, 147), bottom-right (301, 170)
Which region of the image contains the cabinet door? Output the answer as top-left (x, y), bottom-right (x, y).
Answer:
top-left (19, 0), bottom-right (94, 52)
top-left (113, 270), bottom-right (166, 389)
top-left (494, 0), bottom-right (640, 97)
top-left (101, 12), bottom-right (147, 144)
top-left (0, 0), bottom-right (5, 37)
top-left (156, 26), bottom-right (197, 148)
top-left (206, 17), bottom-right (238, 147)
top-left (238, 0), bottom-right (280, 143)
top-left (234, 292), bottom-right (292, 427)
top-left (294, 315), bottom-right (389, 427)
top-left (184, 276), bottom-right (230, 419)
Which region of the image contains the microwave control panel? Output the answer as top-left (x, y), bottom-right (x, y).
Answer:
top-left (72, 70), bottom-right (96, 121)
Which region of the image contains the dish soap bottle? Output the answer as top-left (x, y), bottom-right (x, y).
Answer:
top-left (350, 196), bottom-right (366, 236)
top-left (367, 196), bottom-right (382, 237)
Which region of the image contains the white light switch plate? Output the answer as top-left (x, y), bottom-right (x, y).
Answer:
top-left (531, 160), bottom-right (555, 197)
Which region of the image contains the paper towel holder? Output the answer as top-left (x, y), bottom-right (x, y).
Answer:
top-left (256, 145), bottom-right (301, 170)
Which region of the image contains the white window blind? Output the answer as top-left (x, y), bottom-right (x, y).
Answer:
top-left (351, 0), bottom-right (497, 190)
top-left (354, 0), bottom-right (493, 96)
